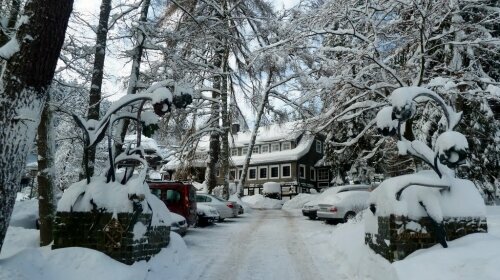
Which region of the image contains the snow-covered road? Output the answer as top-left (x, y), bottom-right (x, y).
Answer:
top-left (184, 210), bottom-right (331, 280)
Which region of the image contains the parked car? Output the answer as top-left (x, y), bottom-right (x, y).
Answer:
top-left (196, 204), bottom-right (220, 226)
top-left (148, 181), bottom-right (197, 226)
top-left (301, 187), bottom-right (349, 219)
top-left (316, 185), bottom-right (372, 224)
top-left (195, 193), bottom-right (235, 220)
top-left (302, 202), bottom-right (320, 220)
top-left (170, 212), bottom-right (188, 236)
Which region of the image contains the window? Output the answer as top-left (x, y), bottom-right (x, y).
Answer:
top-left (242, 147), bottom-right (248, 155)
top-left (231, 148), bottom-right (239, 156)
top-left (282, 141), bottom-right (291, 150)
top-left (165, 190), bottom-right (181, 204)
top-left (216, 169), bottom-right (220, 177)
top-left (310, 168), bottom-right (316, 181)
top-left (259, 166), bottom-right (268, 179)
top-left (281, 164), bottom-right (291, 178)
top-left (299, 164), bottom-right (306, 179)
top-left (271, 143), bottom-right (280, 152)
top-left (151, 189), bottom-right (161, 198)
top-left (252, 146), bottom-right (260, 154)
top-left (261, 144), bottom-right (269, 153)
top-left (238, 169), bottom-right (243, 179)
top-left (316, 140), bottom-right (322, 153)
top-left (230, 169), bottom-right (236, 180)
top-left (318, 169), bottom-right (329, 181)
top-left (270, 165), bottom-right (279, 179)
top-left (248, 167), bottom-right (257, 180)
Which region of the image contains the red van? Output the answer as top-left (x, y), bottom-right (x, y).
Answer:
top-left (148, 181), bottom-right (197, 227)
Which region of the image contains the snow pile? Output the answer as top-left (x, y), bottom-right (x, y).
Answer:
top-left (0, 230), bottom-right (190, 280)
top-left (367, 170), bottom-right (486, 225)
top-left (57, 177), bottom-right (171, 226)
top-left (393, 233), bottom-right (500, 279)
top-left (9, 199), bottom-right (38, 229)
top-left (282, 193), bottom-right (317, 209)
top-left (241, 194), bottom-right (283, 209)
top-left (316, 211), bottom-right (500, 280)
top-left (263, 182), bottom-right (280, 194)
top-left (326, 218), bottom-right (398, 280)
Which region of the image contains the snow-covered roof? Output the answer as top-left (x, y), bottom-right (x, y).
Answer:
top-left (163, 120), bottom-right (316, 170)
top-left (230, 121), bottom-right (305, 147)
top-left (230, 133), bottom-right (315, 165)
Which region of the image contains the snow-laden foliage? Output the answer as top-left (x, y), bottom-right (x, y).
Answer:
top-left (272, 0), bottom-right (499, 188)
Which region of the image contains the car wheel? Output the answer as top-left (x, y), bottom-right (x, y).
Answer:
top-left (308, 215), bottom-right (316, 220)
top-left (344, 211), bottom-right (356, 222)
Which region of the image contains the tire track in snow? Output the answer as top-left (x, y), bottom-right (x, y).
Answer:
top-left (284, 210), bottom-right (326, 280)
top-left (201, 210), bottom-right (269, 280)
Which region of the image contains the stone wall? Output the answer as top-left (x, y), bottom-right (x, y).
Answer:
top-left (365, 215), bottom-right (487, 262)
top-left (53, 211), bottom-right (170, 265)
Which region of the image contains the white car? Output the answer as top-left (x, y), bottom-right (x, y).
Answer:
top-left (315, 185), bottom-right (372, 224)
top-left (196, 193), bottom-right (234, 220)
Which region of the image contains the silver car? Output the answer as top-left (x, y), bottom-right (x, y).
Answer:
top-left (316, 185), bottom-right (371, 224)
top-left (196, 193), bottom-right (235, 220)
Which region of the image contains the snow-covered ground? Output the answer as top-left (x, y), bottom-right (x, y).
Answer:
top-left (2, 200), bottom-right (500, 280)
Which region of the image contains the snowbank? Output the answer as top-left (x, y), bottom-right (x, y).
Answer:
top-left (0, 231), bottom-right (189, 280)
top-left (308, 208), bottom-right (500, 280)
top-left (368, 170), bottom-right (486, 223)
top-left (241, 194), bottom-right (283, 209)
top-left (282, 193), bottom-right (317, 209)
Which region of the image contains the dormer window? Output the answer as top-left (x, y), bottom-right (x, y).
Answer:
top-left (261, 144), bottom-right (269, 153)
top-left (271, 143), bottom-right (280, 152)
top-left (252, 146), bottom-right (259, 154)
top-left (316, 140), bottom-right (322, 153)
top-left (242, 147), bottom-right (248, 155)
top-left (231, 148), bottom-right (239, 156)
top-left (282, 141), bottom-right (291, 151)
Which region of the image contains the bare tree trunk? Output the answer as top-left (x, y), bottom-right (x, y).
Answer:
top-left (219, 48), bottom-right (230, 200)
top-left (0, 0), bottom-right (73, 252)
top-left (85, 0), bottom-right (112, 178)
top-left (237, 73), bottom-right (273, 194)
top-left (114, 0), bottom-right (151, 154)
top-left (205, 75), bottom-right (221, 194)
top-left (37, 100), bottom-right (55, 246)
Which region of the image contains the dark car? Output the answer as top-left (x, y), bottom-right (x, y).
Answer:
top-left (148, 181), bottom-right (197, 227)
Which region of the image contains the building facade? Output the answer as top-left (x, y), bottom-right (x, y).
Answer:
top-left (163, 121), bottom-right (333, 196)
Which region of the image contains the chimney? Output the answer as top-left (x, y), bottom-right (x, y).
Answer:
top-left (231, 123), bottom-right (240, 134)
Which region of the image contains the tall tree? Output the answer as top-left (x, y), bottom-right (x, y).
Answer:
top-left (37, 99), bottom-right (55, 246)
top-left (0, 0), bottom-right (73, 252)
top-left (85, 0), bottom-right (112, 178)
